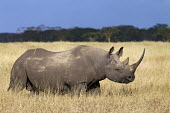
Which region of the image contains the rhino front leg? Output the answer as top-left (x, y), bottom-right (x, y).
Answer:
top-left (26, 79), bottom-right (39, 95)
top-left (70, 83), bottom-right (87, 97)
top-left (87, 81), bottom-right (101, 95)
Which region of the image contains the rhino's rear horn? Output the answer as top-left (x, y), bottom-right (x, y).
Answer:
top-left (123, 57), bottom-right (129, 65)
top-left (130, 49), bottom-right (145, 72)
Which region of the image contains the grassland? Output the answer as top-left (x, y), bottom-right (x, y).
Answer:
top-left (0, 41), bottom-right (170, 113)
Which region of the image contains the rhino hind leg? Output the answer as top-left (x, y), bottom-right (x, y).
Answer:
top-left (26, 78), bottom-right (39, 95)
top-left (8, 64), bottom-right (27, 93)
top-left (8, 77), bottom-right (26, 93)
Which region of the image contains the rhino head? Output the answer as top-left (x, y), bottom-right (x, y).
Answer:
top-left (105, 47), bottom-right (145, 84)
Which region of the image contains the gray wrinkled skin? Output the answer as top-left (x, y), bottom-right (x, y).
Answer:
top-left (8, 45), bottom-right (145, 95)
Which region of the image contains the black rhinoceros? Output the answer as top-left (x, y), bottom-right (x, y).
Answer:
top-left (8, 45), bottom-right (145, 94)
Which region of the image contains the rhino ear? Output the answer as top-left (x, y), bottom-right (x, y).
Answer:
top-left (116, 47), bottom-right (123, 58)
top-left (123, 57), bottom-right (129, 65)
top-left (109, 46), bottom-right (114, 55)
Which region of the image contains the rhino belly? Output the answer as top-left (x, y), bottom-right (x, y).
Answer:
top-left (26, 63), bottom-right (66, 92)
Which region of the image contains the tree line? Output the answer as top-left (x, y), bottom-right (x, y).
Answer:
top-left (0, 24), bottom-right (170, 42)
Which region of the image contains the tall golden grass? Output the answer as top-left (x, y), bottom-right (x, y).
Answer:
top-left (0, 41), bottom-right (170, 113)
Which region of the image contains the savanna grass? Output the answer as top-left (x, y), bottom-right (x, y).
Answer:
top-left (0, 41), bottom-right (170, 113)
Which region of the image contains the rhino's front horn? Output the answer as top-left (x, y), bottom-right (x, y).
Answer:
top-left (130, 49), bottom-right (145, 72)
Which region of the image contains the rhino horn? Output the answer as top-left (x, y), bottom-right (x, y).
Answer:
top-left (130, 49), bottom-right (145, 72)
top-left (123, 57), bottom-right (129, 65)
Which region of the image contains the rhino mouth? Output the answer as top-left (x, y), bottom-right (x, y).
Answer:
top-left (120, 78), bottom-right (133, 84)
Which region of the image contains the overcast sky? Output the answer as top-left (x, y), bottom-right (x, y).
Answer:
top-left (0, 0), bottom-right (170, 33)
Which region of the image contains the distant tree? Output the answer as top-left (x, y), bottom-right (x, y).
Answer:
top-left (22, 30), bottom-right (39, 41)
top-left (116, 25), bottom-right (140, 41)
top-left (101, 27), bottom-right (120, 42)
top-left (153, 24), bottom-right (168, 30)
top-left (81, 32), bottom-right (102, 41)
top-left (146, 24), bottom-right (169, 41)
top-left (0, 33), bottom-right (22, 42)
top-left (154, 28), bottom-right (170, 41)
top-left (66, 27), bottom-right (99, 41)
top-left (138, 29), bottom-right (150, 41)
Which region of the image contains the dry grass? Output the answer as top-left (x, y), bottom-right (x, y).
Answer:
top-left (0, 41), bottom-right (170, 113)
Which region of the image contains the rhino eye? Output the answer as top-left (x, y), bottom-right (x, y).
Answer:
top-left (115, 68), bottom-right (122, 73)
top-left (115, 68), bottom-right (120, 71)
